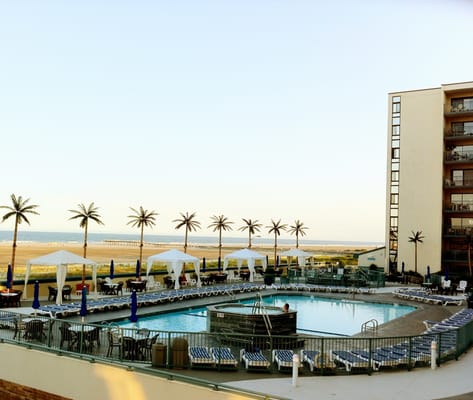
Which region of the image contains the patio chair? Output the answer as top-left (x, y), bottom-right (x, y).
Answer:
top-left (24, 319), bottom-right (46, 341)
top-left (59, 322), bottom-right (77, 350)
top-left (457, 280), bottom-right (468, 294)
top-left (48, 286), bottom-right (58, 301)
top-left (106, 328), bottom-right (121, 357)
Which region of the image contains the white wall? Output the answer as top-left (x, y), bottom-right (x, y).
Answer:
top-left (387, 88), bottom-right (444, 275)
top-left (0, 344), bottom-right (255, 400)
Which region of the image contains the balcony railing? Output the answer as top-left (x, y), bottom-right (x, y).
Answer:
top-left (445, 203), bottom-right (473, 212)
top-left (444, 178), bottom-right (473, 188)
top-left (444, 227), bottom-right (473, 236)
top-left (445, 129), bottom-right (473, 138)
top-left (445, 151), bottom-right (473, 162)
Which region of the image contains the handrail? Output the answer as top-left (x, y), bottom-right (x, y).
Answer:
top-left (252, 292), bottom-right (272, 337)
top-left (361, 319), bottom-right (378, 333)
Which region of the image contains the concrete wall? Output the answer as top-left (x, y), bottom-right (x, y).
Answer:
top-left (387, 88), bottom-right (444, 276)
top-left (0, 344), bottom-right (255, 400)
top-left (357, 247), bottom-right (386, 270)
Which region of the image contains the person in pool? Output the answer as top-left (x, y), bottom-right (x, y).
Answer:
top-left (282, 303), bottom-right (289, 313)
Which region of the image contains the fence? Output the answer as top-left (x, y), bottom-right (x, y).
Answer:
top-left (1, 309), bottom-right (472, 376)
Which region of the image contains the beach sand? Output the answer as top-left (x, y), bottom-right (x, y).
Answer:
top-left (0, 241), bottom-right (374, 269)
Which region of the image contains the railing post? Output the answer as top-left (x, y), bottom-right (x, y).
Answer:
top-left (431, 340), bottom-right (437, 370)
top-left (292, 353), bottom-right (299, 386)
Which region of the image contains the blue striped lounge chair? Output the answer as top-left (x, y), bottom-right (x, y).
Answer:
top-left (272, 349), bottom-right (295, 371)
top-left (301, 350), bottom-right (319, 372)
top-left (188, 346), bottom-right (215, 368)
top-left (210, 347), bottom-right (238, 368)
top-left (240, 349), bottom-right (270, 370)
top-left (331, 350), bottom-right (370, 372)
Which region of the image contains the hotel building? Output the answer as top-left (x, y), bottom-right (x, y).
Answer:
top-left (386, 81), bottom-right (473, 277)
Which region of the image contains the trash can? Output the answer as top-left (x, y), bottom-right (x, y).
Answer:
top-left (151, 343), bottom-right (167, 367)
top-left (171, 337), bottom-right (189, 368)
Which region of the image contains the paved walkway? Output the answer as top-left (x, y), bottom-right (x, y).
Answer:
top-left (225, 349), bottom-right (473, 400)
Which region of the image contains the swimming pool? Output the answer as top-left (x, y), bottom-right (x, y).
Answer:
top-left (118, 294), bottom-right (416, 336)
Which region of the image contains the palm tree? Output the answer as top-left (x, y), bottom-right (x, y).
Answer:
top-left (408, 230), bottom-right (424, 273)
top-left (267, 219), bottom-right (288, 267)
top-left (0, 194), bottom-right (39, 286)
top-left (208, 215), bottom-right (233, 261)
top-left (69, 202), bottom-right (104, 285)
top-left (127, 206), bottom-right (158, 272)
top-left (173, 212), bottom-right (201, 253)
top-left (238, 218), bottom-right (262, 249)
top-left (288, 219), bottom-right (308, 248)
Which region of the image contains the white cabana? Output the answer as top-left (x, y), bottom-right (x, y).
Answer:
top-left (24, 250), bottom-right (98, 305)
top-left (279, 248), bottom-right (313, 269)
top-left (146, 249), bottom-right (201, 289)
top-left (223, 248), bottom-right (267, 282)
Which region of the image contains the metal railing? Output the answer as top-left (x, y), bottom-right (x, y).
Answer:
top-left (1, 309), bottom-right (472, 377)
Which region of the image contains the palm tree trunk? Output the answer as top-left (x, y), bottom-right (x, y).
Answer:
top-left (218, 229), bottom-right (222, 260)
top-left (296, 234), bottom-right (299, 249)
top-left (184, 227), bottom-right (188, 253)
top-left (139, 224), bottom-right (144, 272)
top-left (248, 231), bottom-right (251, 248)
top-left (274, 234), bottom-right (278, 268)
top-left (414, 243), bottom-right (418, 273)
top-left (82, 223), bottom-right (88, 285)
top-left (10, 216), bottom-right (19, 286)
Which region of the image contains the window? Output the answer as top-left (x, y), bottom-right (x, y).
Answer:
top-left (391, 194), bottom-right (398, 204)
top-left (392, 103), bottom-right (400, 113)
top-left (452, 121), bottom-right (473, 135)
top-left (391, 171), bottom-right (399, 182)
top-left (392, 125), bottom-right (400, 136)
top-left (392, 148), bottom-right (400, 159)
top-left (452, 97), bottom-right (473, 111)
top-left (392, 117), bottom-right (400, 125)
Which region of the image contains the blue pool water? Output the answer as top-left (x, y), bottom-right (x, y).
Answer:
top-left (118, 295), bottom-right (415, 336)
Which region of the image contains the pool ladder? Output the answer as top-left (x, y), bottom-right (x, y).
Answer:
top-left (361, 319), bottom-right (378, 334)
top-left (252, 292), bottom-right (272, 337)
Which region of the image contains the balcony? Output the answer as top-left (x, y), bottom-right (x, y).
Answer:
top-left (444, 178), bottom-right (473, 188)
top-left (445, 130), bottom-right (473, 142)
top-left (445, 151), bottom-right (473, 163)
top-left (444, 227), bottom-right (473, 237)
top-left (444, 104), bottom-right (473, 118)
top-left (444, 203), bottom-right (473, 213)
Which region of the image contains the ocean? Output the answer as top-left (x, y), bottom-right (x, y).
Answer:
top-left (0, 230), bottom-right (382, 248)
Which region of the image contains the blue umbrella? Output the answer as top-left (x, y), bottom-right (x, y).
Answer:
top-left (109, 260), bottom-right (115, 280)
top-left (32, 280), bottom-right (40, 312)
top-left (426, 265), bottom-right (431, 282)
top-left (401, 261), bottom-right (405, 274)
top-left (202, 257), bottom-right (206, 273)
top-left (445, 265), bottom-right (449, 281)
top-left (80, 286), bottom-right (87, 323)
top-left (135, 259), bottom-right (141, 279)
top-left (130, 290), bottom-right (138, 324)
top-left (6, 264), bottom-right (12, 290)
top-left (217, 257), bottom-right (221, 272)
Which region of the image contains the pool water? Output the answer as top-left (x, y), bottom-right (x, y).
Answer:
top-left (118, 294), bottom-right (415, 336)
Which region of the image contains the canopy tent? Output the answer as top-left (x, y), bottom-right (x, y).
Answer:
top-left (223, 248), bottom-right (267, 282)
top-left (279, 248), bottom-right (313, 269)
top-left (24, 250), bottom-right (98, 305)
top-left (146, 249), bottom-right (200, 289)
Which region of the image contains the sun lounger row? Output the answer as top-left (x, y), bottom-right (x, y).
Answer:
top-left (394, 288), bottom-right (465, 306)
top-left (270, 283), bottom-right (375, 294)
top-left (37, 283), bottom-right (266, 317)
top-left (188, 346), bottom-right (239, 369)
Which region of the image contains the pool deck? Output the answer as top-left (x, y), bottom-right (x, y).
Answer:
top-left (13, 284), bottom-right (473, 400)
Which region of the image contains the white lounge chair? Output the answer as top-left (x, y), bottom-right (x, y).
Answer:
top-left (457, 280), bottom-right (467, 294)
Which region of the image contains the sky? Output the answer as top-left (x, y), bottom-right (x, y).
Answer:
top-left (1, 0), bottom-right (473, 243)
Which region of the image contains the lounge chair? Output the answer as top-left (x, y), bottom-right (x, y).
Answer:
top-left (272, 349), bottom-right (295, 371)
top-left (210, 347), bottom-right (238, 368)
top-left (240, 349), bottom-right (270, 370)
top-left (301, 350), bottom-right (319, 372)
top-left (331, 350), bottom-right (370, 372)
top-left (188, 346), bottom-right (215, 368)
